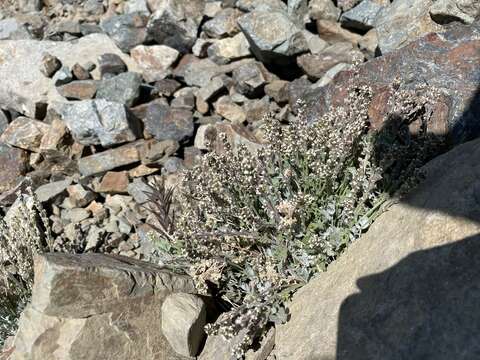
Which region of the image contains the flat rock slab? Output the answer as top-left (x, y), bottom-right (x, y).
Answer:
top-left (303, 20), bottom-right (480, 144)
top-left (12, 253), bottom-right (196, 360)
top-left (276, 137), bottom-right (480, 359)
top-left (0, 34), bottom-right (139, 118)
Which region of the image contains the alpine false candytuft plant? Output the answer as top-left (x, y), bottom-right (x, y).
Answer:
top-left (146, 83), bottom-right (446, 358)
top-left (0, 188), bottom-right (53, 348)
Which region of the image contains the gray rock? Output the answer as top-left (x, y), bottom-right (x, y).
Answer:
top-left (34, 179), bottom-right (72, 203)
top-left (55, 99), bottom-right (141, 147)
top-left (171, 89), bottom-right (195, 110)
top-left (308, 0), bottom-right (341, 21)
top-left (275, 137), bottom-right (480, 360)
top-left (203, 8), bottom-right (242, 38)
top-left (144, 103), bottom-right (194, 142)
top-left (142, 139), bottom-right (179, 165)
top-left (288, 0), bottom-right (309, 23)
top-left (52, 66), bottom-right (73, 86)
top-left (152, 79), bottom-right (182, 97)
top-left (67, 184), bottom-right (97, 208)
top-left (131, 44), bottom-right (179, 82)
top-left (147, 0), bottom-right (204, 53)
top-left (77, 140), bottom-right (146, 177)
top-left (236, 0), bottom-right (287, 12)
top-left (238, 9), bottom-right (308, 64)
top-left (196, 76), bottom-right (225, 102)
top-left (96, 72), bottom-right (142, 107)
top-left (233, 61), bottom-right (274, 98)
top-left (11, 253), bottom-right (196, 360)
top-left (0, 18), bottom-right (32, 40)
top-left (62, 207), bottom-right (91, 222)
top-left (0, 110), bottom-right (9, 135)
top-left (0, 34), bottom-right (139, 118)
top-left (100, 13), bottom-right (149, 53)
top-left (340, 0), bottom-right (385, 31)
top-left (127, 178), bottom-right (152, 204)
top-left (162, 293), bottom-right (206, 357)
top-left (182, 58), bottom-right (221, 88)
top-left (375, 0), bottom-right (442, 54)
top-left (207, 32), bottom-right (251, 64)
top-left (302, 30), bottom-right (328, 54)
top-left (297, 47), bottom-right (363, 80)
top-left (429, 0), bottom-right (480, 24)
top-left (124, 0), bottom-right (150, 15)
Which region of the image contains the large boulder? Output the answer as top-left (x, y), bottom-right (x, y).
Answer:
top-left (11, 253), bottom-right (199, 360)
top-left (303, 20), bottom-right (480, 144)
top-left (374, 0), bottom-right (442, 53)
top-left (0, 34), bottom-right (139, 118)
top-left (276, 137), bottom-right (480, 359)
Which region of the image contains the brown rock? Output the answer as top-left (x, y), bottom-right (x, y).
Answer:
top-left (77, 140), bottom-right (147, 177)
top-left (303, 21), bottom-right (480, 143)
top-left (12, 253), bottom-right (196, 360)
top-left (297, 48), bottom-right (363, 80)
top-left (40, 53), bottom-right (61, 78)
top-left (265, 80), bottom-right (290, 104)
top-left (316, 19), bottom-right (363, 45)
top-left (39, 118), bottom-right (68, 152)
top-left (0, 117), bottom-right (50, 152)
top-left (276, 136), bottom-right (480, 360)
top-left (72, 63), bottom-right (91, 80)
top-left (57, 80), bottom-right (98, 100)
top-left (97, 171), bottom-right (130, 194)
top-left (0, 144), bottom-right (28, 193)
top-left (142, 139), bottom-right (179, 165)
top-left (214, 96), bottom-right (247, 123)
top-left (66, 184), bottom-right (97, 207)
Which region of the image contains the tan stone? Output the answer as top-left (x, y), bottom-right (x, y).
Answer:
top-left (97, 171), bottom-right (130, 194)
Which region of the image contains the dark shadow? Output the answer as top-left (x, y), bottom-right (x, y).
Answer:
top-left (335, 84), bottom-right (480, 358)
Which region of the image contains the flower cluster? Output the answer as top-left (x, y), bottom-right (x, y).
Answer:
top-left (0, 187), bottom-right (53, 348)
top-left (147, 83), bottom-right (446, 359)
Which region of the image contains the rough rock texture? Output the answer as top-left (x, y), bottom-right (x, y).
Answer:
top-left (96, 72), bottom-right (143, 107)
top-left (161, 293), bottom-right (206, 357)
top-left (429, 0), bottom-right (480, 25)
top-left (11, 253), bottom-right (196, 360)
top-left (0, 117), bottom-right (50, 151)
top-left (374, 0), bottom-right (442, 53)
top-left (276, 136), bottom-right (480, 360)
top-left (303, 21), bottom-right (480, 144)
top-left (237, 9), bottom-right (308, 64)
top-left (0, 144), bottom-right (28, 193)
top-left (54, 99), bottom-right (141, 147)
top-left (130, 44), bottom-right (179, 82)
top-left (0, 34), bottom-right (139, 118)
top-left (100, 12), bottom-right (148, 53)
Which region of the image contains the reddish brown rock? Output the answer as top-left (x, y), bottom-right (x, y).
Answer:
top-left (303, 21), bottom-right (480, 143)
top-left (97, 171), bottom-right (130, 194)
top-left (57, 80), bottom-right (98, 100)
top-left (0, 117), bottom-right (50, 152)
top-left (0, 143), bottom-right (28, 193)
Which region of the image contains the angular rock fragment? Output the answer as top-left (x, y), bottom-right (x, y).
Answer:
top-left (214, 96), bottom-right (247, 123)
top-left (203, 8), bottom-right (242, 38)
top-left (55, 99), bottom-right (141, 147)
top-left (67, 184), bottom-right (97, 207)
top-left (0, 117), bottom-right (50, 152)
top-left (236, 0), bottom-right (287, 12)
top-left (98, 53), bottom-right (127, 77)
top-left (0, 18), bottom-right (32, 40)
top-left (316, 19), bottom-right (363, 45)
top-left (233, 61), bottom-right (274, 98)
top-left (131, 44), bottom-right (179, 82)
top-left (0, 34), bottom-right (138, 118)
top-left (12, 253), bottom-right (196, 360)
top-left (340, 0), bottom-right (385, 31)
top-left (196, 76), bottom-right (225, 102)
top-left (374, 0), bottom-right (442, 54)
top-left (0, 144), bottom-right (28, 193)
top-left (207, 32), bottom-right (251, 64)
top-left (142, 139), bottom-right (179, 165)
top-left (265, 80), bottom-right (290, 104)
top-left (96, 72), bottom-right (142, 107)
top-left (57, 80), bottom-right (98, 100)
top-left (238, 10), bottom-right (308, 65)
top-left (147, 0), bottom-right (203, 53)
top-left (34, 178), bottom-right (72, 203)
top-left (308, 0), bottom-right (341, 21)
top-left (77, 140), bottom-right (146, 177)
top-left (100, 12), bottom-right (148, 53)
top-left (127, 178), bottom-right (152, 204)
top-left (181, 58), bottom-right (221, 87)
top-left (52, 66), bottom-right (73, 86)
top-left (40, 53), bottom-right (61, 78)
top-left (144, 103), bottom-right (194, 142)
top-left (162, 293), bottom-right (206, 357)
top-left (97, 171), bottom-right (130, 194)
top-left (429, 0), bottom-right (480, 25)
